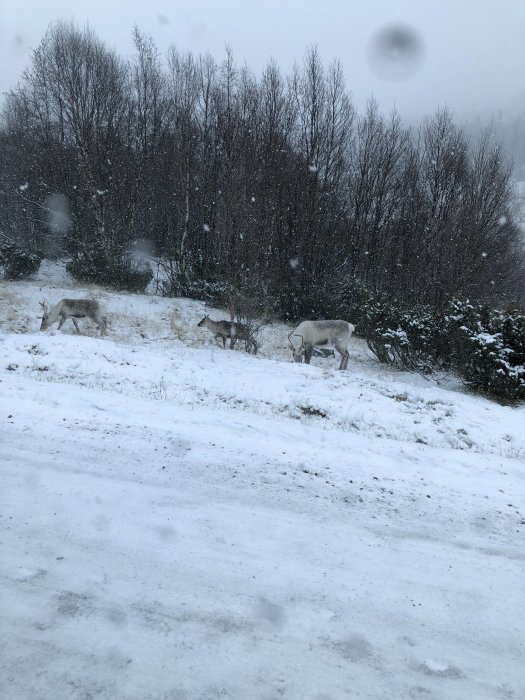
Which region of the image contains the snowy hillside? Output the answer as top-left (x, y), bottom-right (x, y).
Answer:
top-left (1, 263), bottom-right (524, 700)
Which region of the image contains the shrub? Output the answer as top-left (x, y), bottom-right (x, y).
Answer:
top-left (160, 275), bottom-right (229, 306)
top-left (276, 283), bottom-right (338, 323)
top-left (275, 274), bottom-right (373, 325)
top-left (347, 291), bottom-right (525, 400)
top-left (360, 298), bottom-right (443, 374)
top-left (0, 240), bottom-right (43, 279)
top-left (445, 300), bottom-right (525, 401)
top-left (498, 310), bottom-right (525, 368)
top-left (67, 253), bottom-right (153, 292)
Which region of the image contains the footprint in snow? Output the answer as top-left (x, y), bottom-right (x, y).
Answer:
top-left (417, 659), bottom-right (464, 678)
top-left (15, 567), bottom-right (47, 582)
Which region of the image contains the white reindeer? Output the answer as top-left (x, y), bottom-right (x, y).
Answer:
top-left (40, 299), bottom-right (108, 336)
top-left (288, 320), bottom-right (355, 370)
top-left (197, 314), bottom-right (257, 353)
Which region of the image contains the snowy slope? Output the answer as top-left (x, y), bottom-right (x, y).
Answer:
top-left (1, 263), bottom-right (524, 700)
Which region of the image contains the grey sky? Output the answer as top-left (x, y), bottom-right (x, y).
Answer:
top-left (1, 0), bottom-right (524, 121)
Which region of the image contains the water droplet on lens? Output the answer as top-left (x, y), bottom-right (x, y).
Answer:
top-left (368, 24), bottom-right (425, 81)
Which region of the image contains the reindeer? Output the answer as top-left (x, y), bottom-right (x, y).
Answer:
top-left (40, 299), bottom-right (107, 336)
top-left (288, 320), bottom-right (355, 370)
top-left (197, 314), bottom-right (257, 354)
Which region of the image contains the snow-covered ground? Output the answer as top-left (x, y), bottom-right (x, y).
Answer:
top-left (1, 262), bottom-right (524, 700)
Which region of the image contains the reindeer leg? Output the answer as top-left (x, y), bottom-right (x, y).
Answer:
top-left (57, 315), bottom-right (66, 330)
top-left (72, 318), bottom-right (81, 334)
top-left (304, 345), bottom-right (313, 364)
top-left (336, 346), bottom-right (349, 370)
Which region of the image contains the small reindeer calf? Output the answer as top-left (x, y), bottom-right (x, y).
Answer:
top-left (197, 314), bottom-right (257, 353)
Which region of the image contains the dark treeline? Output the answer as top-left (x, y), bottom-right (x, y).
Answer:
top-left (1, 21), bottom-right (524, 315)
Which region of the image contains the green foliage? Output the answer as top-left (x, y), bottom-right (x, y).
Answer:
top-left (160, 275), bottom-right (230, 306)
top-left (358, 297), bottom-right (443, 374)
top-left (276, 285), bottom-right (337, 323)
top-left (275, 275), bottom-right (373, 324)
top-left (162, 270), bottom-right (277, 324)
top-left (327, 281), bottom-right (525, 401)
top-left (445, 300), bottom-right (525, 401)
top-left (67, 252), bottom-right (153, 292)
top-left (0, 240), bottom-right (43, 279)
top-left (498, 310), bottom-right (525, 368)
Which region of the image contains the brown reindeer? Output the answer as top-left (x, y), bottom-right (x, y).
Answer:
top-left (197, 314), bottom-right (257, 353)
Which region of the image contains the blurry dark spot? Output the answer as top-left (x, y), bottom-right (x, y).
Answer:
top-left (400, 635), bottom-right (416, 647)
top-left (45, 193), bottom-right (71, 233)
top-left (56, 591), bottom-right (93, 617)
top-left (334, 634), bottom-right (373, 660)
top-left (408, 688), bottom-right (433, 698)
top-left (33, 621), bottom-right (50, 631)
top-left (157, 14), bottom-right (170, 25)
top-left (107, 607), bottom-right (127, 626)
top-left (94, 515), bottom-right (110, 532)
top-left (368, 24), bottom-right (425, 80)
top-left (191, 21), bottom-right (206, 39)
top-left (253, 597), bottom-right (287, 631)
top-left (156, 525), bottom-right (176, 540)
top-left (11, 34), bottom-right (27, 55)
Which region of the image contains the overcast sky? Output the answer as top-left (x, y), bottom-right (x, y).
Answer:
top-left (1, 0), bottom-right (525, 122)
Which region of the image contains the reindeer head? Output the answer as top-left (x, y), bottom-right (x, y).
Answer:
top-left (288, 332), bottom-right (304, 362)
top-left (197, 314), bottom-right (210, 328)
top-left (39, 301), bottom-right (50, 331)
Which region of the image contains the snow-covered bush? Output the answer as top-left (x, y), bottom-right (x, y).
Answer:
top-left (359, 295), bottom-right (525, 399)
top-left (161, 275), bottom-right (230, 306)
top-left (67, 254), bottom-right (153, 292)
top-left (360, 299), bottom-right (442, 374)
top-left (276, 275), bottom-right (373, 325)
top-left (498, 309), bottom-right (525, 368)
top-left (446, 300), bottom-right (525, 401)
top-left (0, 240), bottom-right (43, 279)
top-left (277, 284), bottom-right (339, 323)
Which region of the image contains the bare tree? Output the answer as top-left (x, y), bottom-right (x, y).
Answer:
top-left (19, 22), bottom-right (129, 253)
top-left (1, 24), bottom-right (523, 306)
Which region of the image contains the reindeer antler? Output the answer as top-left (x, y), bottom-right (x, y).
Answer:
top-left (39, 301), bottom-right (48, 311)
top-left (288, 332), bottom-right (304, 349)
